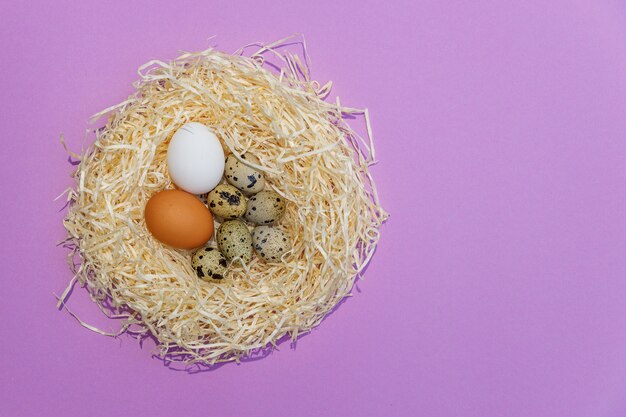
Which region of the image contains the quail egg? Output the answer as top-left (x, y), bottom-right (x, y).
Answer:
top-left (207, 184), bottom-right (247, 219)
top-left (245, 190), bottom-right (286, 225)
top-left (217, 219), bottom-right (253, 262)
top-left (224, 153), bottom-right (265, 195)
top-left (252, 226), bottom-right (291, 263)
top-left (191, 246), bottom-right (228, 281)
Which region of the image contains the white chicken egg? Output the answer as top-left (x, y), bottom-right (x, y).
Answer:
top-left (167, 122), bottom-right (225, 194)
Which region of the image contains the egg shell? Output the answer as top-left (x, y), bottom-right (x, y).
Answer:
top-left (191, 246), bottom-right (228, 281)
top-left (245, 190), bottom-right (286, 225)
top-left (207, 184), bottom-right (247, 219)
top-left (217, 220), bottom-right (253, 262)
top-left (167, 122), bottom-right (225, 194)
top-left (224, 153), bottom-right (265, 195)
top-left (144, 189), bottom-right (214, 249)
top-left (252, 226), bottom-right (291, 263)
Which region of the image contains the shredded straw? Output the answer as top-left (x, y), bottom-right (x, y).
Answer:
top-left (60, 36), bottom-right (388, 365)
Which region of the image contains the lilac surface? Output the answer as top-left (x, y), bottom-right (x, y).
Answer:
top-left (2, 1), bottom-right (626, 416)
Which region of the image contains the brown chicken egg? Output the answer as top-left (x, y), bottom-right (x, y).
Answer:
top-left (144, 189), bottom-right (214, 249)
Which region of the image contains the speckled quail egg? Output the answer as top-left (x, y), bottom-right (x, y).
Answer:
top-left (245, 190), bottom-right (286, 225)
top-left (207, 184), bottom-right (247, 219)
top-left (191, 246), bottom-right (228, 281)
top-left (252, 226), bottom-right (291, 263)
top-left (217, 220), bottom-right (253, 262)
top-left (224, 153), bottom-right (265, 195)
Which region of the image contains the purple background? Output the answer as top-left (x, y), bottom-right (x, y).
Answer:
top-left (2, 1), bottom-right (626, 416)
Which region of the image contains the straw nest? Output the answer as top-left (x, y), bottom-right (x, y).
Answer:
top-left (60, 37), bottom-right (388, 365)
